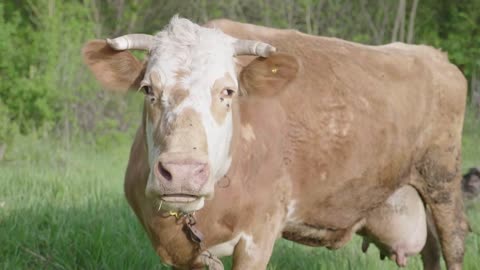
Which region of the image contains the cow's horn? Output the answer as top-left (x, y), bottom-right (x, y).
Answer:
top-left (106, 34), bottom-right (155, 51)
top-left (233, 39), bottom-right (276, 57)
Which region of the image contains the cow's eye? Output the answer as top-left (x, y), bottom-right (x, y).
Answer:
top-left (221, 88), bottom-right (235, 97)
top-left (140, 85), bottom-right (157, 103)
top-left (141, 85), bottom-right (153, 96)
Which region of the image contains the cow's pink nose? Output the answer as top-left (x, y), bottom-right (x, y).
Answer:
top-left (156, 160), bottom-right (209, 188)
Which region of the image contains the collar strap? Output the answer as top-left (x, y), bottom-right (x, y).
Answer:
top-left (163, 211), bottom-right (223, 268)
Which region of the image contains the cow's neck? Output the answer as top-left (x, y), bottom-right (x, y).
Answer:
top-left (221, 96), bottom-right (288, 188)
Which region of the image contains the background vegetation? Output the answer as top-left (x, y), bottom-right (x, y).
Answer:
top-left (0, 0), bottom-right (479, 269)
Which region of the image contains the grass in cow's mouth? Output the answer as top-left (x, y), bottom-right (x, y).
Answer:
top-left (0, 107), bottom-right (479, 269)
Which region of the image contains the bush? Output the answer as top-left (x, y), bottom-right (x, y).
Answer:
top-left (0, 101), bottom-right (18, 160)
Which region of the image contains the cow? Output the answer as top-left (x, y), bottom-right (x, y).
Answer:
top-left (82, 16), bottom-right (469, 269)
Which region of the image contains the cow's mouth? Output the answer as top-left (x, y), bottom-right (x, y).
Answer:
top-left (157, 194), bottom-right (205, 212)
top-left (160, 194), bottom-right (200, 203)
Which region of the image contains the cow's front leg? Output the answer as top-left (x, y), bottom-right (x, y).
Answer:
top-left (231, 213), bottom-right (284, 270)
top-left (171, 252), bottom-right (224, 270)
top-left (197, 251), bottom-right (224, 270)
top-left (231, 232), bottom-right (278, 270)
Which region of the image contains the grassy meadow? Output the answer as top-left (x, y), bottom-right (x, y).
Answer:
top-left (0, 110), bottom-right (479, 270)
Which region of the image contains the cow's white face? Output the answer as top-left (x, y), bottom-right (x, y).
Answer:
top-left (140, 17), bottom-right (239, 212)
top-left (82, 16), bottom-right (277, 213)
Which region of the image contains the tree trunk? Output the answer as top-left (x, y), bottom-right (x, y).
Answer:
top-left (399, 0), bottom-right (406, 42)
top-left (263, 0), bottom-right (271, 26)
top-left (392, 0), bottom-right (406, 42)
top-left (407, 0), bottom-right (420, 43)
top-left (360, 0), bottom-right (380, 44)
top-left (305, 0), bottom-right (312, 34)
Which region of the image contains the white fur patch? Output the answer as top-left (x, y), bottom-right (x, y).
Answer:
top-left (241, 124), bottom-right (256, 142)
top-left (208, 234), bottom-right (241, 257)
top-left (286, 200), bottom-right (297, 222)
top-left (208, 232), bottom-right (256, 258)
top-left (240, 233), bottom-right (257, 256)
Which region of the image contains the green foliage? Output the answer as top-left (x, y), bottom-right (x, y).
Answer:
top-left (416, 0), bottom-right (480, 86)
top-left (1, 0), bottom-right (478, 138)
top-left (0, 100), bottom-right (18, 147)
top-left (0, 5), bottom-right (22, 141)
top-left (462, 106), bottom-right (480, 170)
top-left (0, 1), bottom-right (144, 148)
top-left (0, 1), bottom-right (92, 132)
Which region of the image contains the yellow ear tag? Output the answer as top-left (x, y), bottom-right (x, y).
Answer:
top-left (169, 211), bottom-right (180, 219)
top-left (271, 67), bottom-right (278, 74)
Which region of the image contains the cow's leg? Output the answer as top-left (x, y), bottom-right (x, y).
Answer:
top-left (427, 195), bottom-right (467, 270)
top-left (170, 251), bottom-right (224, 270)
top-left (420, 210), bottom-right (441, 270)
top-left (231, 214), bottom-right (284, 270)
top-left (231, 233), bottom-right (277, 270)
top-left (415, 145), bottom-right (469, 270)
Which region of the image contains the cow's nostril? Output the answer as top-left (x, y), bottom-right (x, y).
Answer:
top-left (195, 168), bottom-right (205, 176)
top-left (158, 163), bottom-right (172, 181)
top-left (194, 164), bottom-right (208, 177)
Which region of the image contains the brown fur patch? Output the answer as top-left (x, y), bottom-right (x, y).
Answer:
top-left (149, 72), bottom-right (163, 96)
top-left (175, 69), bottom-right (190, 80)
top-left (149, 71), bottom-right (189, 107)
top-left (240, 53), bottom-right (299, 97)
top-left (170, 87), bottom-right (189, 107)
top-left (146, 102), bottom-right (157, 123)
top-left (210, 73), bottom-right (236, 125)
top-left (158, 108), bottom-right (208, 154)
top-left (149, 69), bottom-right (190, 107)
top-left (82, 40), bottom-right (145, 92)
top-left (283, 219), bottom-right (363, 249)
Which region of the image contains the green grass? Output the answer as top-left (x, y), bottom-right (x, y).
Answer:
top-left (1, 110), bottom-right (479, 269)
top-left (462, 109), bottom-right (480, 170)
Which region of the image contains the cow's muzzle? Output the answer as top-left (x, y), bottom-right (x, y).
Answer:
top-left (153, 154), bottom-right (210, 196)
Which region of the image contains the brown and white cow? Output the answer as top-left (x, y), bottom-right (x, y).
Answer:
top-left (83, 16), bottom-right (469, 269)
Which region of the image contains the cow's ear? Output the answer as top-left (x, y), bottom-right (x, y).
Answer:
top-left (82, 40), bottom-right (146, 92)
top-left (239, 53), bottom-right (299, 97)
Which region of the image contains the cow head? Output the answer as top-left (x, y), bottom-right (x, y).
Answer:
top-left (82, 16), bottom-right (277, 212)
